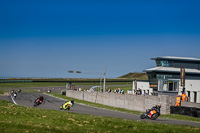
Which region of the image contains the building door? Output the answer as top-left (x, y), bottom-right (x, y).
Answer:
top-left (187, 91), bottom-right (190, 102)
top-left (194, 92), bottom-right (197, 103)
top-left (168, 81), bottom-right (173, 91)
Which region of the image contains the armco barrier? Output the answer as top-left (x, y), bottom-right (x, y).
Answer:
top-left (170, 106), bottom-right (200, 118)
top-left (66, 90), bottom-right (177, 114)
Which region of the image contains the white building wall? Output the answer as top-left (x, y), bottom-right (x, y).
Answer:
top-left (132, 79), bottom-right (200, 103)
top-left (132, 81), bottom-right (153, 95)
top-left (181, 79), bottom-right (200, 103)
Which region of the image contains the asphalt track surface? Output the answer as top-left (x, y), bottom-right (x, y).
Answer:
top-left (1, 92), bottom-right (200, 127)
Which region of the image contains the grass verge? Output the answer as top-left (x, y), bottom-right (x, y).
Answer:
top-left (0, 82), bottom-right (67, 88)
top-left (0, 100), bottom-right (199, 133)
top-left (49, 93), bottom-right (200, 123)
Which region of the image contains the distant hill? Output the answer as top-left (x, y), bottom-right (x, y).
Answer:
top-left (118, 72), bottom-right (148, 80)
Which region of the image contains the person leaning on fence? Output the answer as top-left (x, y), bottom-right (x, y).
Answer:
top-left (121, 89), bottom-right (124, 94)
top-left (134, 90), bottom-right (137, 95)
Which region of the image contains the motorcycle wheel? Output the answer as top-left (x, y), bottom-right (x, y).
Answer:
top-left (67, 106), bottom-right (70, 110)
top-left (151, 113), bottom-right (159, 120)
top-left (140, 113), bottom-right (146, 119)
top-left (34, 102), bottom-right (39, 107)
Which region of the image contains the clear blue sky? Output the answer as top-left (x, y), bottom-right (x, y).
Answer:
top-left (1, 0), bottom-right (200, 78)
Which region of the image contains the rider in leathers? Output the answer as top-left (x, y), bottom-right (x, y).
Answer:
top-left (62, 100), bottom-right (74, 109)
top-left (147, 104), bottom-right (161, 117)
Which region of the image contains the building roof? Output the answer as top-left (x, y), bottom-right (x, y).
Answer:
top-left (151, 56), bottom-right (200, 62)
top-left (144, 67), bottom-right (200, 74)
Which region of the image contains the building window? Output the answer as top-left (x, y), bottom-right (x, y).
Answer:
top-left (156, 60), bottom-right (169, 67)
top-left (174, 82), bottom-right (178, 91)
top-left (161, 60), bottom-right (169, 67)
top-left (156, 60), bottom-right (161, 67)
top-left (158, 80), bottom-right (179, 92)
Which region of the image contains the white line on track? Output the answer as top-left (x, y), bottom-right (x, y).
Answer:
top-left (10, 93), bottom-right (18, 105)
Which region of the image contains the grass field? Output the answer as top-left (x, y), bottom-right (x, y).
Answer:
top-left (0, 100), bottom-right (199, 133)
top-left (0, 82), bottom-right (133, 93)
top-left (0, 82), bottom-right (67, 88)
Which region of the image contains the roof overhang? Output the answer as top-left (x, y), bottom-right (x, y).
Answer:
top-left (144, 67), bottom-right (200, 74)
top-left (151, 56), bottom-right (200, 62)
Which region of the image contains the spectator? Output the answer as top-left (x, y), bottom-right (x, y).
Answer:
top-left (121, 89), bottom-right (124, 94)
top-left (118, 88), bottom-right (121, 94)
top-left (106, 88), bottom-right (109, 92)
top-left (137, 90), bottom-right (140, 95)
top-left (134, 90), bottom-right (137, 95)
top-left (114, 88), bottom-right (119, 93)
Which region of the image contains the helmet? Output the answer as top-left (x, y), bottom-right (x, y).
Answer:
top-left (41, 96), bottom-right (43, 98)
top-left (71, 100), bottom-right (74, 103)
top-left (158, 104), bottom-right (161, 108)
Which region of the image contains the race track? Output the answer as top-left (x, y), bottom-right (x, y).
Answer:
top-left (3, 92), bottom-right (200, 127)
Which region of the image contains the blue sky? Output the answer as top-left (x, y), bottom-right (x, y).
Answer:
top-left (1, 0), bottom-right (200, 78)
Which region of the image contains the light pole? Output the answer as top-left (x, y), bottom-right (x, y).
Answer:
top-left (103, 67), bottom-right (106, 92)
top-left (68, 67), bottom-right (106, 92)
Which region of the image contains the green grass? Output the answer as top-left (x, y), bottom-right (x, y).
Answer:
top-left (0, 82), bottom-right (67, 88)
top-left (0, 90), bottom-right (6, 94)
top-left (0, 82), bottom-right (131, 88)
top-left (0, 100), bottom-right (199, 133)
top-left (0, 82), bottom-right (133, 93)
top-left (49, 93), bottom-right (200, 123)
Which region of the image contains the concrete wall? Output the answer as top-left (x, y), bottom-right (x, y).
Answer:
top-left (66, 90), bottom-right (177, 114)
top-left (181, 101), bottom-right (200, 108)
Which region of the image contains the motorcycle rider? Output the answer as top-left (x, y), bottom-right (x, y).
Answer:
top-left (35, 96), bottom-right (44, 105)
top-left (18, 89), bottom-right (21, 93)
top-left (61, 100), bottom-right (74, 110)
top-left (71, 99), bottom-right (74, 107)
top-left (39, 96), bottom-right (44, 103)
top-left (147, 104), bottom-right (161, 118)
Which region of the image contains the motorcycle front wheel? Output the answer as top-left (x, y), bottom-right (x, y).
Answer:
top-left (151, 113), bottom-right (159, 120)
top-left (140, 113), bottom-right (146, 119)
top-left (67, 106), bottom-right (70, 110)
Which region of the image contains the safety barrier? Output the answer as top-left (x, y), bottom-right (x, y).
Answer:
top-left (170, 106), bottom-right (200, 118)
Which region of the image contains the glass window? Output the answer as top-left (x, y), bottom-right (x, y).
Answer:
top-left (174, 82), bottom-right (179, 91)
top-left (173, 62), bottom-right (199, 69)
top-left (156, 60), bottom-right (161, 67)
top-left (158, 80), bottom-right (179, 92)
top-left (161, 60), bottom-right (169, 67)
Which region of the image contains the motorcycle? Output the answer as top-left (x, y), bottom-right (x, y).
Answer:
top-left (34, 99), bottom-right (42, 107)
top-left (140, 109), bottom-right (159, 120)
top-left (60, 103), bottom-right (71, 110)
